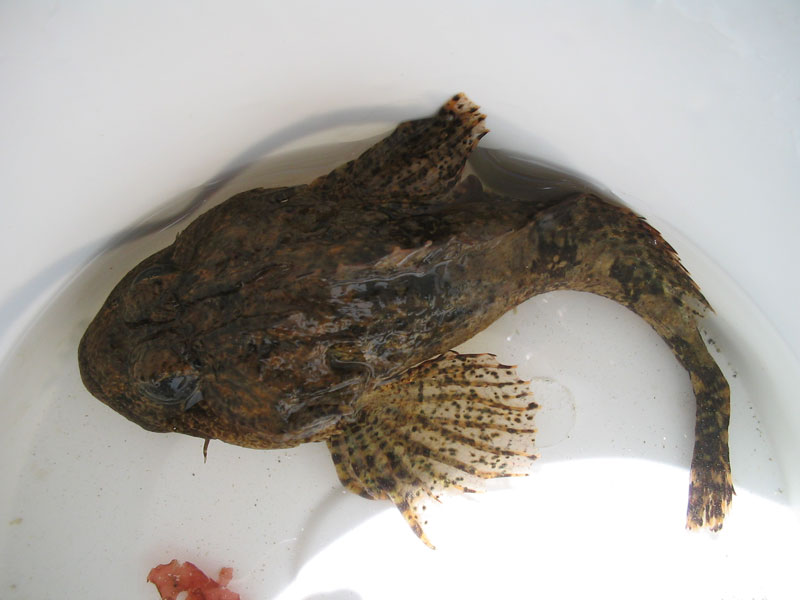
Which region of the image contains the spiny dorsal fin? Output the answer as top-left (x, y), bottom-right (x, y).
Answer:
top-left (317, 93), bottom-right (489, 205)
top-left (326, 351), bottom-right (538, 548)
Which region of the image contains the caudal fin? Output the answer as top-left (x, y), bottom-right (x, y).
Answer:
top-left (326, 351), bottom-right (538, 548)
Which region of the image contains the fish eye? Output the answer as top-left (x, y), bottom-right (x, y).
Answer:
top-left (132, 263), bottom-right (175, 286)
top-left (139, 374), bottom-right (202, 410)
top-left (124, 263), bottom-right (180, 324)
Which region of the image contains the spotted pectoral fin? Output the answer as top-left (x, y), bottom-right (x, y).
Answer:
top-left (326, 351), bottom-right (538, 548)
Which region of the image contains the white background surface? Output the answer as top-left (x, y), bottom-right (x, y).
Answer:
top-left (1, 2), bottom-right (799, 599)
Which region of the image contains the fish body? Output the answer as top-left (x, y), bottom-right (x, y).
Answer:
top-left (79, 94), bottom-right (733, 544)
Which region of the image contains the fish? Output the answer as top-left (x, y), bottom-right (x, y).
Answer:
top-left (78, 93), bottom-right (734, 546)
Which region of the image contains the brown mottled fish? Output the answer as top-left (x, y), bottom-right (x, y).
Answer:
top-left (78, 94), bottom-right (733, 546)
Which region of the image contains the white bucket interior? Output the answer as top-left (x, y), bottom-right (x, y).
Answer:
top-left (1, 3), bottom-right (799, 599)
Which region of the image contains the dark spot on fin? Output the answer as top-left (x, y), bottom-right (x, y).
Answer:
top-left (325, 351), bottom-right (538, 547)
top-left (317, 93), bottom-right (489, 206)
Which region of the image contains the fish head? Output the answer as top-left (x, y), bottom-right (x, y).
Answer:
top-left (78, 244), bottom-right (365, 447)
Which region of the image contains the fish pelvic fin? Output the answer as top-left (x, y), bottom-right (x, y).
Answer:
top-left (318, 93), bottom-right (488, 206)
top-left (326, 351), bottom-right (538, 548)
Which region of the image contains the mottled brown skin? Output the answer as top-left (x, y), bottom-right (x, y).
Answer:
top-left (79, 94), bottom-right (733, 531)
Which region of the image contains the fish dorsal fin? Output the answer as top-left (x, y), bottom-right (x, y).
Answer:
top-left (316, 94), bottom-right (488, 206)
top-left (326, 351), bottom-right (538, 548)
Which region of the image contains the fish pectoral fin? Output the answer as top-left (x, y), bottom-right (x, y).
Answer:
top-left (318, 93), bottom-right (488, 205)
top-left (326, 351), bottom-right (538, 548)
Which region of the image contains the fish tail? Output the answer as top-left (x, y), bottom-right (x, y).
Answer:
top-left (683, 343), bottom-right (734, 531)
top-left (532, 195), bottom-right (734, 530)
top-left (319, 93), bottom-right (488, 204)
top-left (326, 351), bottom-right (538, 548)
top-left (654, 315), bottom-right (734, 532)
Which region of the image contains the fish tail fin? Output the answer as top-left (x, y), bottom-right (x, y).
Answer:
top-left (326, 351), bottom-right (538, 548)
top-left (612, 216), bottom-right (734, 532)
top-left (684, 351), bottom-right (734, 531)
top-left (542, 195), bottom-right (734, 530)
top-left (640, 301), bottom-right (734, 531)
top-left (319, 93), bottom-right (488, 204)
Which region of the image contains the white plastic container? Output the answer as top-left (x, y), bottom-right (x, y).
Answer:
top-left (2, 3), bottom-right (798, 599)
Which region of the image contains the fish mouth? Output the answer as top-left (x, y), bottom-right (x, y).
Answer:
top-left (77, 304), bottom-right (175, 434)
top-left (77, 303), bottom-right (300, 444)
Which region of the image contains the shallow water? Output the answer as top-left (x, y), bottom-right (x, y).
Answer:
top-left (0, 138), bottom-right (796, 599)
